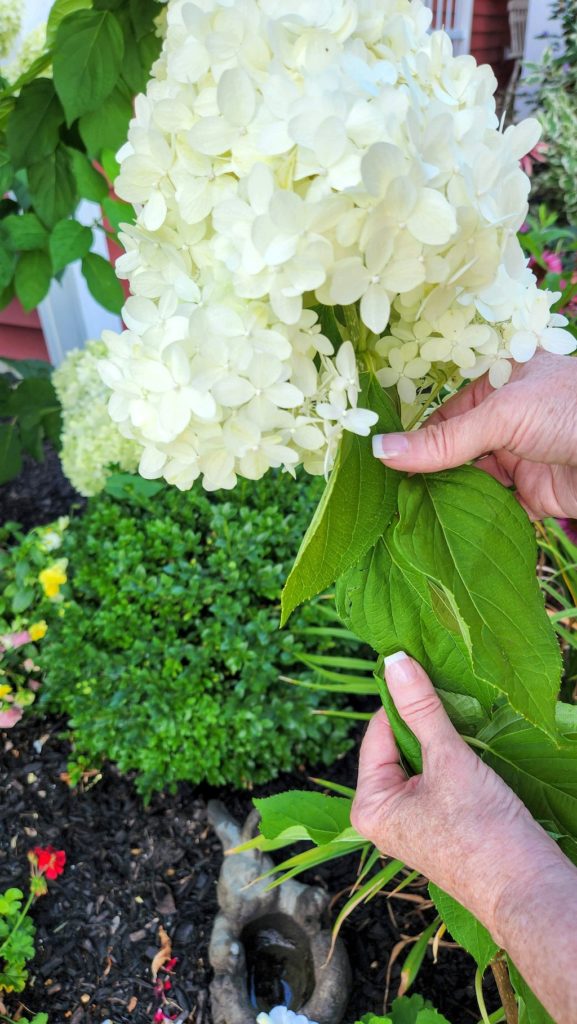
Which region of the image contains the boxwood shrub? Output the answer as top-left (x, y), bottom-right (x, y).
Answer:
top-left (39, 474), bottom-right (353, 798)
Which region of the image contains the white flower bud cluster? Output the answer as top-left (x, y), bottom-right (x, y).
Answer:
top-left (99, 0), bottom-right (575, 490)
top-left (53, 342), bottom-right (140, 497)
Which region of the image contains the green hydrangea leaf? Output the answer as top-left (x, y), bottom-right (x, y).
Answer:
top-left (428, 885), bottom-right (498, 973)
top-left (50, 219), bottom-right (93, 275)
top-left (28, 146), bottom-right (78, 228)
top-left (3, 213), bottom-right (49, 252)
top-left (14, 251), bottom-right (52, 312)
top-left (78, 80), bottom-right (133, 157)
top-left (68, 147), bottom-right (109, 202)
top-left (394, 467), bottom-right (561, 739)
top-left (6, 80), bottom-right (64, 168)
top-left (255, 791), bottom-right (353, 846)
top-left (46, 0), bottom-right (94, 47)
top-left (53, 9), bottom-right (125, 125)
top-left (81, 252), bottom-right (124, 313)
top-left (281, 375), bottom-right (401, 625)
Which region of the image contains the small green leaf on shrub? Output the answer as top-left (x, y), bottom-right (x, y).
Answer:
top-left (78, 80), bottom-right (133, 157)
top-left (50, 219), bottom-right (93, 274)
top-left (28, 146), bottom-right (77, 227)
top-left (428, 885), bottom-right (498, 973)
top-left (81, 252), bottom-right (124, 312)
top-left (6, 80), bottom-right (64, 168)
top-left (53, 10), bottom-right (125, 125)
top-left (3, 213), bottom-right (48, 252)
top-left (68, 147), bottom-right (109, 201)
top-left (0, 888), bottom-right (23, 915)
top-left (255, 791), bottom-right (352, 845)
top-left (14, 251), bottom-right (52, 311)
top-left (281, 375), bottom-right (401, 625)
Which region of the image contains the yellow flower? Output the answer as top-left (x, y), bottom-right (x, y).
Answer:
top-left (39, 560), bottom-right (68, 599)
top-left (29, 620), bottom-right (48, 641)
top-left (0, 684), bottom-right (12, 699)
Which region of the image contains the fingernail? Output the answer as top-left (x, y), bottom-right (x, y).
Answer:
top-left (372, 433), bottom-right (410, 459)
top-left (384, 651), bottom-right (412, 683)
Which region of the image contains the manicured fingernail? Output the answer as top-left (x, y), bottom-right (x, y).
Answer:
top-left (384, 651), bottom-right (409, 669)
top-left (372, 433), bottom-right (410, 459)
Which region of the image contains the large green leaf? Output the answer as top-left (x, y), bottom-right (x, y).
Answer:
top-left (0, 147), bottom-right (14, 193)
top-left (14, 251), bottom-right (52, 311)
top-left (255, 791), bottom-right (353, 846)
top-left (46, 0), bottom-right (94, 47)
top-left (281, 376), bottom-right (401, 625)
top-left (81, 252), bottom-right (124, 312)
top-left (78, 80), bottom-right (133, 157)
top-left (428, 885), bottom-right (498, 972)
top-left (336, 531), bottom-right (495, 711)
top-left (508, 962), bottom-right (555, 1024)
top-left (6, 80), bottom-right (64, 169)
top-left (394, 468), bottom-right (561, 739)
top-left (477, 705), bottom-right (577, 840)
top-left (3, 213), bottom-right (48, 252)
top-left (28, 146), bottom-right (77, 227)
top-left (68, 147), bottom-right (109, 202)
top-left (53, 10), bottom-right (125, 125)
top-left (50, 219), bottom-right (93, 274)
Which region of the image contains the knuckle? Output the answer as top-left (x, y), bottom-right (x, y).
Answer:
top-left (403, 692), bottom-right (443, 726)
top-left (424, 423), bottom-right (454, 465)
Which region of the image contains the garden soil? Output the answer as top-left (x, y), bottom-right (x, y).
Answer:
top-left (0, 453), bottom-right (499, 1024)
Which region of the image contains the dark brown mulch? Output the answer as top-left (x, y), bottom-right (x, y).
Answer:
top-left (0, 447), bottom-right (84, 533)
top-left (0, 717), bottom-right (498, 1024)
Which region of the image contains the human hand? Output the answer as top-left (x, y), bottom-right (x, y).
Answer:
top-left (351, 653), bottom-right (566, 944)
top-left (372, 352), bottom-right (577, 519)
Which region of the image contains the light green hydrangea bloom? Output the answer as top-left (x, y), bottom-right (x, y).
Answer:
top-left (0, 0), bottom-right (22, 62)
top-left (53, 341), bottom-right (141, 497)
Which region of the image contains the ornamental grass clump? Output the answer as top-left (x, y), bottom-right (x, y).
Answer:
top-left (38, 474), bottom-right (352, 798)
top-left (99, 0), bottom-right (575, 491)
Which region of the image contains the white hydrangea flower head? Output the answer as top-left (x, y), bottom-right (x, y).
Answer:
top-left (99, 0), bottom-right (576, 490)
top-left (0, 0), bottom-right (22, 62)
top-left (256, 1007), bottom-right (318, 1024)
top-left (53, 342), bottom-right (141, 497)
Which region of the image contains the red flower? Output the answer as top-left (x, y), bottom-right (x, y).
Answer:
top-left (32, 846), bottom-right (66, 880)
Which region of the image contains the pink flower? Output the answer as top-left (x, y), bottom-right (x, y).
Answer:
top-left (520, 141), bottom-right (549, 177)
top-left (0, 706), bottom-right (23, 728)
top-left (542, 251), bottom-right (563, 275)
top-left (0, 630), bottom-right (31, 654)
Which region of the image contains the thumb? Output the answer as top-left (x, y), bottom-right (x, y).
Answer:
top-left (372, 402), bottom-right (507, 473)
top-left (384, 652), bottom-right (456, 751)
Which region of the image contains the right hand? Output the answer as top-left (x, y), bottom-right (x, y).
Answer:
top-left (372, 352), bottom-right (577, 520)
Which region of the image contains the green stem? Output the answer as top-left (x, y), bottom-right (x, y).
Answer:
top-left (0, 891), bottom-right (34, 959)
top-left (475, 967), bottom-right (492, 1024)
top-left (405, 375), bottom-right (448, 431)
top-left (463, 735), bottom-right (491, 753)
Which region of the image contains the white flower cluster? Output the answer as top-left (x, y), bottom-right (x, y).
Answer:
top-left (53, 342), bottom-right (140, 497)
top-left (257, 1008), bottom-right (316, 1024)
top-left (0, 0), bottom-right (22, 62)
top-left (99, 0), bottom-right (576, 490)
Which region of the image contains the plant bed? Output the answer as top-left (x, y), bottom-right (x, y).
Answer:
top-left (0, 715), bottom-right (498, 1024)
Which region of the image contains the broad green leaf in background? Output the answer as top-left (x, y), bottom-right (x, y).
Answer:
top-left (508, 962), bottom-right (555, 1024)
top-left (28, 146), bottom-right (77, 227)
top-left (0, 423), bottom-right (22, 485)
top-left (14, 251), bottom-right (52, 311)
top-left (50, 219), bottom-right (93, 275)
top-left (477, 705), bottom-right (577, 841)
top-left (68, 147), bottom-right (109, 201)
top-left (394, 468), bottom-right (561, 739)
top-left (81, 252), bottom-right (124, 312)
top-left (6, 80), bottom-right (64, 168)
top-left (53, 10), bottom-right (125, 125)
top-left (102, 196), bottom-right (135, 234)
top-left (129, 0), bottom-right (161, 38)
top-left (255, 791), bottom-right (353, 846)
top-left (0, 245), bottom-right (16, 290)
top-left (281, 376), bottom-right (401, 625)
top-left (46, 0), bottom-right (94, 47)
top-left (3, 213), bottom-right (48, 252)
top-left (100, 148), bottom-right (120, 182)
top-left (436, 690), bottom-right (489, 737)
top-left (0, 147), bottom-right (13, 193)
top-left (78, 80), bottom-right (133, 156)
top-left (428, 885), bottom-right (498, 972)
top-left (336, 531), bottom-right (495, 711)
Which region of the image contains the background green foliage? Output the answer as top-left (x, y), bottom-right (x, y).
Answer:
top-left (0, 359), bottom-right (62, 485)
top-left (37, 473), bottom-right (353, 798)
top-left (0, 0), bottom-right (162, 314)
top-left (528, 0), bottom-right (577, 225)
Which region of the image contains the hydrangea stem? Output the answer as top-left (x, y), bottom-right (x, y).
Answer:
top-left (475, 967), bottom-right (492, 1024)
